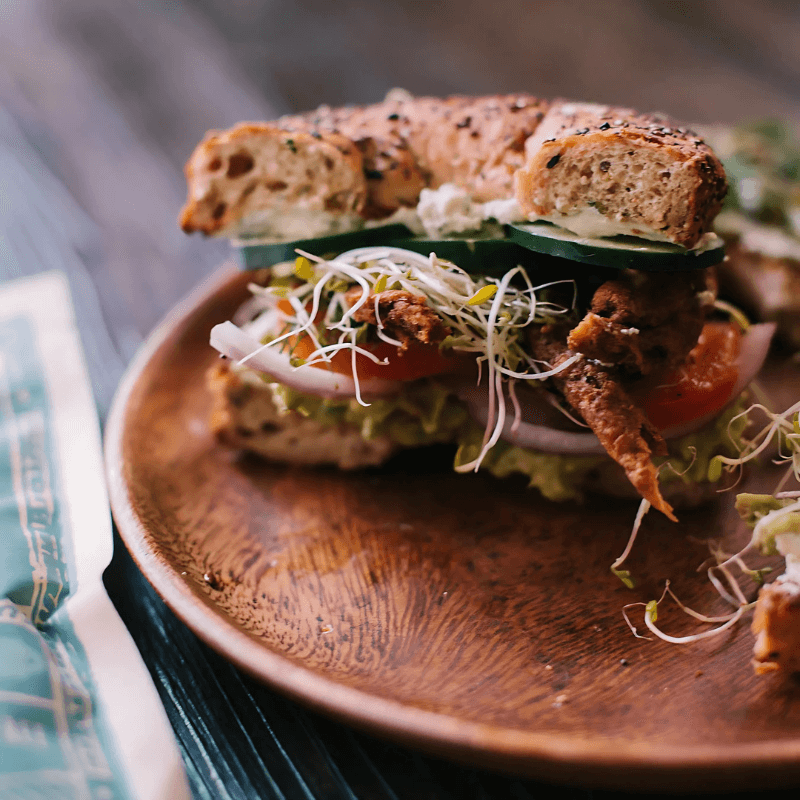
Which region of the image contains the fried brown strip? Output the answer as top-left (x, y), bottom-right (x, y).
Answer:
top-left (530, 324), bottom-right (676, 520)
top-left (567, 270), bottom-right (715, 375)
top-left (346, 289), bottom-right (451, 352)
top-left (752, 578), bottom-right (800, 675)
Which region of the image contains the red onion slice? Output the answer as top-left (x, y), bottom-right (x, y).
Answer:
top-left (461, 322), bottom-right (776, 455)
top-left (210, 321), bottom-right (403, 399)
top-left (459, 383), bottom-right (607, 455)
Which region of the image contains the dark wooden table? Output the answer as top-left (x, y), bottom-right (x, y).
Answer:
top-left (3, 1), bottom-right (800, 796)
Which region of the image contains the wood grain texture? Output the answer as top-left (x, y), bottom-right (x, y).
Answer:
top-left (106, 266), bottom-right (800, 791)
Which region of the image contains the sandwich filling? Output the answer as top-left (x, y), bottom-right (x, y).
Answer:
top-left (212, 247), bottom-right (765, 518)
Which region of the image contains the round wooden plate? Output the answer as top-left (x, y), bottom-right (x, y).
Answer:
top-left (105, 265), bottom-right (800, 791)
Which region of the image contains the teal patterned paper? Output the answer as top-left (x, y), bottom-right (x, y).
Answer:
top-left (0, 602), bottom-right (127, 799)
top-left (0, 273), bottom-right (188, 800)
top-left (0, 312), bottom-right (130, 799)
top-left (0, 316), bottom-right (74, 626)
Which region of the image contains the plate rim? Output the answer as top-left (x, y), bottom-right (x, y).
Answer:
top-left (104, 264), bottom-right (800, 790)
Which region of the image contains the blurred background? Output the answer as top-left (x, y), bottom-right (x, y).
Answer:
top-left (3, 0), bottom-right (800, 350)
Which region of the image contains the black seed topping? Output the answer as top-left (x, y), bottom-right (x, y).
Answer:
top-left (575, 127), bottom-right (589, 135)
top-left (599, 122), bottom-right (611, 130)
top-left (546, 153), bottom-right (561, 169)
top-left (365, 169), bottom-right (383, 180)
top-left (285, 138), bottom-right (297, 153)
top-left (456, 116), bottom-right (472, 129)
top-left (387, 113), bottom-right (400, 121)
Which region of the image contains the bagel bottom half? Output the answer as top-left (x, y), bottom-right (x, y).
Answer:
top-left (207, 360), bottom-right (743, 512)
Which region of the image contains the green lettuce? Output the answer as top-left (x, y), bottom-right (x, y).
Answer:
top-left (453, 425), bottom-right (603, 502)
top-left (455, 396), bottom-right (751, 502)
top-left (656, 398), bottom-right (749, 486)
top-left (271, 379), bottom-right (469, 447)
top-left (269, 379), bottom-right (752, 503)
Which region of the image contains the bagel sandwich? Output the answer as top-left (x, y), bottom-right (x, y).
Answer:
top-left (181, 92), bottom-right (774, 519)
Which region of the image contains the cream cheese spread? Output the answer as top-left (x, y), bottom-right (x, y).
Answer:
top-left (535, 206), bottom-right (674, 243)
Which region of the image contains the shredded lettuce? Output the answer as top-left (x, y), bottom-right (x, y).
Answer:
top-left (657, 397), bottom-right (750, 486)
top-left (267, 380), bottom-right (756, 504)
top-left (453, 425), bottom-right (603, 502)
top-left (454, 399), bottom-right (752, 503)
top-left (271, 380), bottom-right (469, 448)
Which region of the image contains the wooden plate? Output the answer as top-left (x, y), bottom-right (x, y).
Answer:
top-left (106, 265), bottom-right (800, 791)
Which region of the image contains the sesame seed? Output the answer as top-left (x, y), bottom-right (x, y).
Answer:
top-left (546, 153), bottom-right (561, 169)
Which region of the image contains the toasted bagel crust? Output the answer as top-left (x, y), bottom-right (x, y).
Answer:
top-left (181, 93), bottom-right (726, 245)
top-left (180, 125), bottom-right (367, 236)
top-left (207, 362), bottom-right (396, 469)
top-left (183, 93), bottom-right (548, 231)
top-left (515, 101), bottom-right (727, 247)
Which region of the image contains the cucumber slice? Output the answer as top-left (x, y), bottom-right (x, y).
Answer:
top-left (386, 235), bottom-right (536, 277)
top-left (235, 223), bottom-right (413, 269)
top-left (506, 221), bottom-right (726, 271)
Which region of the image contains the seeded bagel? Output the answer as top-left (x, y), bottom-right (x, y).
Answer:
top-left (277, 92), bottom-right (550, 217)
top-left (181, 93), bottom-right (726, 246)
top-left (180, 124), bottom-right (367, 237)
top-left (207, 362), bottom-right (396, 468)
top-left (515, 101), bottom-right (728, 247)
top-left (181, 93), bottom-right (549, 233)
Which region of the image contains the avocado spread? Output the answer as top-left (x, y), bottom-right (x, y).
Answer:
top-left (269, 378), bottom-right (750, 502)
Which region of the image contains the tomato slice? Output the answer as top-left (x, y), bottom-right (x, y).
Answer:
top-left (638, 322), bottom-right (741, 430)
top-left (275, 299), bottom-right (469, 381)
